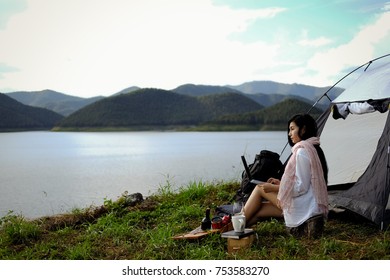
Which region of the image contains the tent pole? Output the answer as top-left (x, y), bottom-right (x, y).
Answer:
top-left (279, 53), bottom-right (390, 157)
top-left (312, 53), bottom-right (390, 111)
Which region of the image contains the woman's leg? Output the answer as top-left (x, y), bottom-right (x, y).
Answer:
top-left (246, 202), bottom-right (283, 226)
top-left (244, 186), bottom-right (283, 226)
top-left (243, 186), bottom-right (263, 224)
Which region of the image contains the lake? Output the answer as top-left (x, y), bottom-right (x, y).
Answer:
top-left (0, 131), bottom-right (288, 219)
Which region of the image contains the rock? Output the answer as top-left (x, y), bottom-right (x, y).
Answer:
top-left (124, 193), bottom-right (144, 207)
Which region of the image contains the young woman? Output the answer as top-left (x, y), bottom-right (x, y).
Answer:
top-left (243, 114), bottom-right (328, 229)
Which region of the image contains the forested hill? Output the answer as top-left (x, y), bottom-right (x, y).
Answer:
top-left (0, 93), bottom-right (64, 131)
top-left (55, 88), bottom-right (263, 129)
top-left (209, 98), bottom-right (325, 130)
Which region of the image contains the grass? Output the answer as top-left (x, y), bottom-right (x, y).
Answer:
top-left (0, 181), bottom-right (389, 260)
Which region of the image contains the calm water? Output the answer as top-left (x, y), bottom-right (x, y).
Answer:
top-left (0, 131), bottom-right (287, 219)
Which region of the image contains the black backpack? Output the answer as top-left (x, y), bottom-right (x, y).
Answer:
top-left (234, 150), bottom-right (284, 203)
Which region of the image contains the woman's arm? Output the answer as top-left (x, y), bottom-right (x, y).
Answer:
top-left (258, 182), bottom-right (279, 193)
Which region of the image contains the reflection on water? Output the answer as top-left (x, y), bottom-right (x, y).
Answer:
top-left (0, 131), bottom-right (286, 218)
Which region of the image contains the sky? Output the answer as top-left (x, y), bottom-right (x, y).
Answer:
top-left (0, 0), bottom-right (389, 98)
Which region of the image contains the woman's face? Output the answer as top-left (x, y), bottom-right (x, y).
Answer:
top-left (288, 121), bottom-right (302, 144)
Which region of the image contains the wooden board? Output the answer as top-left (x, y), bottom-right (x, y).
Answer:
top-left (172, 226), bottom-right (209, 240)
top-left (172, 223), bottom-right (232, 240)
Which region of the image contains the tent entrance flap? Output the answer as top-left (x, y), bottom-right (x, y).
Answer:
top-left (321, 111), bottom-right (388, 186)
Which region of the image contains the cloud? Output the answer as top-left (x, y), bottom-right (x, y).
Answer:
top-left (0, 0), bottom-right (27, 29)
top-left (298, 37), bottom-right (333, 47)
top-left (383, 1), bottom-right (390, 11)
top-left (0, 63), bottom-right (19, 79)
top-left (0, 0), bottom-right (389, 96)
top-left (303, 8), bottom-right (390, 86)
top-left (298, 30), bottom-right (333, 47)
top-left (243, 3), bottom-right (390, 88)
top-left (0, 0), bottom-right (288, 96)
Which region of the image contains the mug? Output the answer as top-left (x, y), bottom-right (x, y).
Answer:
top-left (211, 216), bottom-right (222, 229)
top-left (232, 214), bottom-right (246, 233)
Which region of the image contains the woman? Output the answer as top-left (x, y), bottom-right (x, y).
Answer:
top-left (243, 114), bottom-right (328, 230)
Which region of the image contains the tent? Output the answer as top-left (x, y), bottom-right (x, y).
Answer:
top-left (315, 58), bottom-right (390, 230)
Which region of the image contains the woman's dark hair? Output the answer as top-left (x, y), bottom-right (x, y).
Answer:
top-left (286, 113), bottom-right (328, 183)
top-left (287, 113), bottom-right (318, 147)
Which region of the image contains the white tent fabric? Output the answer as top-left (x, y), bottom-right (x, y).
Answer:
top-left (321, 110), bottom-right (388, 185)
top-left (333, 61), bottom-right (390, 103)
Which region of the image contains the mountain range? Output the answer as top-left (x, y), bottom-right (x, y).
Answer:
top-left (1, 81), bottom-right (343, 131)
top-left (5, 81), bottom-right (342, 116)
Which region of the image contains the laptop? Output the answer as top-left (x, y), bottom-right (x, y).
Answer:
top-left (241, 155), bottom-right (265, 185)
